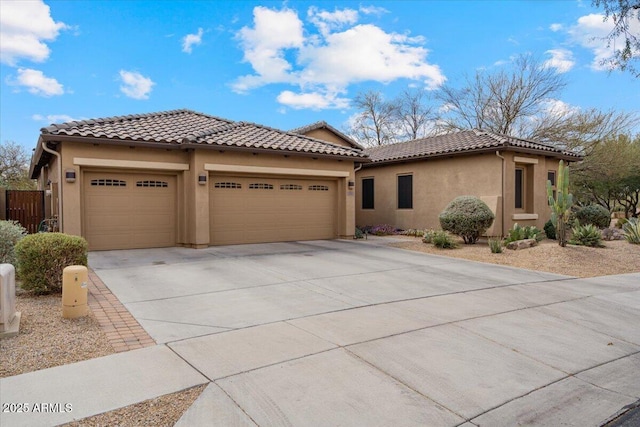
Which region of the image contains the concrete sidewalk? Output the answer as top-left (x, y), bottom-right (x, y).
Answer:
top-left (1, 241), bottom-right (639, 426)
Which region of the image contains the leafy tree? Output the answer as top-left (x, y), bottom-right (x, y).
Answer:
top-left (0, 141), bottom-right (35, 190)
top-left (592, 0), bottom-right (640, 77)
top-left (348, 91), bottom-right (399, 146)
top-left (573, 134), bottom-right (640, 218)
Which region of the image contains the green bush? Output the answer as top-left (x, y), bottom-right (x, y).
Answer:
top-left (543, 219), bottom-right (556, 240)
top-left (576, 205), bottom-right (611, 229)
top-left (431, 230), bottom-right (458, 249)
top-left (354, 227), bottom-right (364, 239)
top-left (439, 196), bottom-right (495, 244)
top-left (0, 220), bottom-right (28, 264)
top-left (622, 218), bottom-right (640, 244)
top-left (15, 233), bottom-right (88, 294)
top-left (488, 238), bottom-right (503, 253)
top-left (570, 222), bottom-right (604, 247)
top-left (504, 223), bottom-right (544, 243)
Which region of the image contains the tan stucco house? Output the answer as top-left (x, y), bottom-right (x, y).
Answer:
top-left (29, 109), bottom-right (368, 250)
top-left (354, 130), bottom-right (581, 236)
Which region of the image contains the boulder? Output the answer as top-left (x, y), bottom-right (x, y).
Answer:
top-left (506, 238), bottom-right (538, 250)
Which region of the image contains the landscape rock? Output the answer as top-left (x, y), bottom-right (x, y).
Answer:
top-left (506, 239), bottom-right (538, 250)
top-left (601, 227), bottom-right (625, 241)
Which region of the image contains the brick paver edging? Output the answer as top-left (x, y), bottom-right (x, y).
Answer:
top-left (87, 269), bottom-right (156, 352)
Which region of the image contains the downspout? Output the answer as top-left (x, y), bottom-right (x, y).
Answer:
top-left (354, 162), bottom-right (363, 173)
top-left (41, 142), bottom-right (63, 232)
top-left (496, 151), bottom-right (505, 236)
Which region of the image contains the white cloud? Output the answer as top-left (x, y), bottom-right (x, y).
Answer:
top-left (32, 113), bottom-right (82, 124)
top-left (0, 0), bottom-right (68, 65)
top-left (308, 6), bottom-right (359, 36)
top-left (233, 6), bottom-right (445, 110)
top-left (549, 23), bottom-right (563, 32)
top-left (541, 98), bottom-right (580, 118)
top-left (543, 48), bottom-right (575, 73)
top-left (9, 68), bottom-right (64, 96)
top-left (277, 90), bottom-right (350, 110)
top-left (119, 70), bottom-right (154, 99)
top-left (182, 28), bottom-right (203, 53)
top-left (568, 12), bottom-right (640, 71)
top-left (359, 5), bottom-right (389, 16)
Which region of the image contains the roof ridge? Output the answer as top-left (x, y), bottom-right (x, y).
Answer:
top-left (182, 121), bottom-right (246, 143)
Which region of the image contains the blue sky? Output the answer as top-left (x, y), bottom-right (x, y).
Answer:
top-left (1, 0), bottom-right (638, 152)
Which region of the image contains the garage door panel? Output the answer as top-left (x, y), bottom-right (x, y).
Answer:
top-left (84, 172), bottom-right (176, 250)
top-left (210, 175), bottom-right (337, 245)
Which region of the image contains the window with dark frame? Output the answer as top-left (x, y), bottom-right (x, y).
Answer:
top-left (397, 175), bottom-right (413, 209)
top-left (548, 171), bottom-right (557, 203)
top-left (362, 178), bottom-right (374, 209)
top-left (515, 168), bottom-right (524, 209)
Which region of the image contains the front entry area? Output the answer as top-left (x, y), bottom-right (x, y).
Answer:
top-left (209, 175), bottom-right (337, 245)
top-left (83, 172), bottom-right (177, 250)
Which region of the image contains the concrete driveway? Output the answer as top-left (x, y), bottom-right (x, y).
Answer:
top-left (89, 239), bottom-right (640, 426)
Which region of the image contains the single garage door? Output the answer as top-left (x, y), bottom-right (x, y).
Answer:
top-left (84, 172), bottom-right (177, 250)
top-left (210, 176), bottom-right (337, 245)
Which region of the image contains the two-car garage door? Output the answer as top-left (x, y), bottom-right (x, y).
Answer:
top-left (210, 176), bottom-right (337, 245)
top-left (84, 172), bottom-right (177, 250)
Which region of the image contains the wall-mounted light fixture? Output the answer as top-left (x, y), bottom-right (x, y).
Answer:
top-left (348, 180), bottom-right (355, 189)
top-left (198, 173), bottom-right (207, 185)
top-left (65, 169), bottom-right (76, 183)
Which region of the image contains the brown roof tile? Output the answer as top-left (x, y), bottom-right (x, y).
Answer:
top-left (39, 109), bottom-right (367, 159)
top-left (364, 129), bottom-right (581, 164)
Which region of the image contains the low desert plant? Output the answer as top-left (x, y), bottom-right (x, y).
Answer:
top-left (431, 230), bottom-right (458, 249)
top-left (543, 219), bottom-right (556, 240)
top-left (616, 217), bottom-right (628, 229)
top-left (488, 238), bottom-right (503, 253)
top-left (422, 229), bottom-right (436, 244)
top-left (368, 224), bottom-right (397, 236)
top-left (622, 218), bottom-right (640, 244)
top-left (576, 205), bottom-right (611, 229)
top-left (439, 196), bottom-right (494, 244)
top-left (402, 228), bottom-right (425, 237)
top-left (15, 233), bottom-right (88, 294)
top-left (354, 227), bottom-right (364, 239)
top-left (570, 222), bottom-right (604, 247)
top-left (504, 223), bottom-right (544, 243)
top-left (0, 220), bottom-right (28, 264)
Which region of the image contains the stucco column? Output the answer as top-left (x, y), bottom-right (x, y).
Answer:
top-left (187, 150), bottom-right (210, 248)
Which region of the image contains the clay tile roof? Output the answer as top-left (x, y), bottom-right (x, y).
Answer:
top-left (38, 109), bottom-right (368, 159)
top-left (364, 129), bottom-right (581, 164)
top-left (290, 120), bottom-right (363, 149)
top-left (190, 121), bottom-right (366, 158)
top-left (41, 109), bottom-right (231, 144)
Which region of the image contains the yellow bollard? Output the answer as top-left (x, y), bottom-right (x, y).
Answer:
top-left (62, 266), bottom-right (88, 319)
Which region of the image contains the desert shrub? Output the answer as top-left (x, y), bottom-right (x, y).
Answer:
top-left (543, 219), bottom-right (556, 240)
top-left (439, 196), bottom-right (494, 244)
top-left (622, 218), bottom-right (640, 244)
top-left (576, 205), bottom-right (611, 229)
top-left (488, 238), bottom-right (503, 253)
top-left (14, 233), bottom-right (88, 294)
top-left (616, 217), bottom-right (628, 229)
top-left (504, 223), bottom-right (544, 243)
top-left (401, 228), bottom-right (425, 237)
top-left (422, 229), bottom-right (436, 244)
top-left (431, 230), bottom-right (458, 249)
top-left (0, 220), bottom-right (28, 264)
top-left (570, 222), bottom-right (604, 247)
top-left (354, 227), bottom-right (364, 239)
top-left (369, 224), bottom-right (397, 236)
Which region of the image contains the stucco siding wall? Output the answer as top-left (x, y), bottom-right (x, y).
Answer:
top-left (302, 129), bottom-right (353, 148)
top-left (356, 154), bottom-right (503, 231)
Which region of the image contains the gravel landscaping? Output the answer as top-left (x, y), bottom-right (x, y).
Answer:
top-left (389, 236), bottom-right (640, 278)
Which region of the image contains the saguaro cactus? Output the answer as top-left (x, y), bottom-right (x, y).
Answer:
top-left (547, 160), bottom-right (573, 247)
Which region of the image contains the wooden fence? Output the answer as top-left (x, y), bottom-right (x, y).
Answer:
top-left (5, 190), bottom-right (45, 234)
